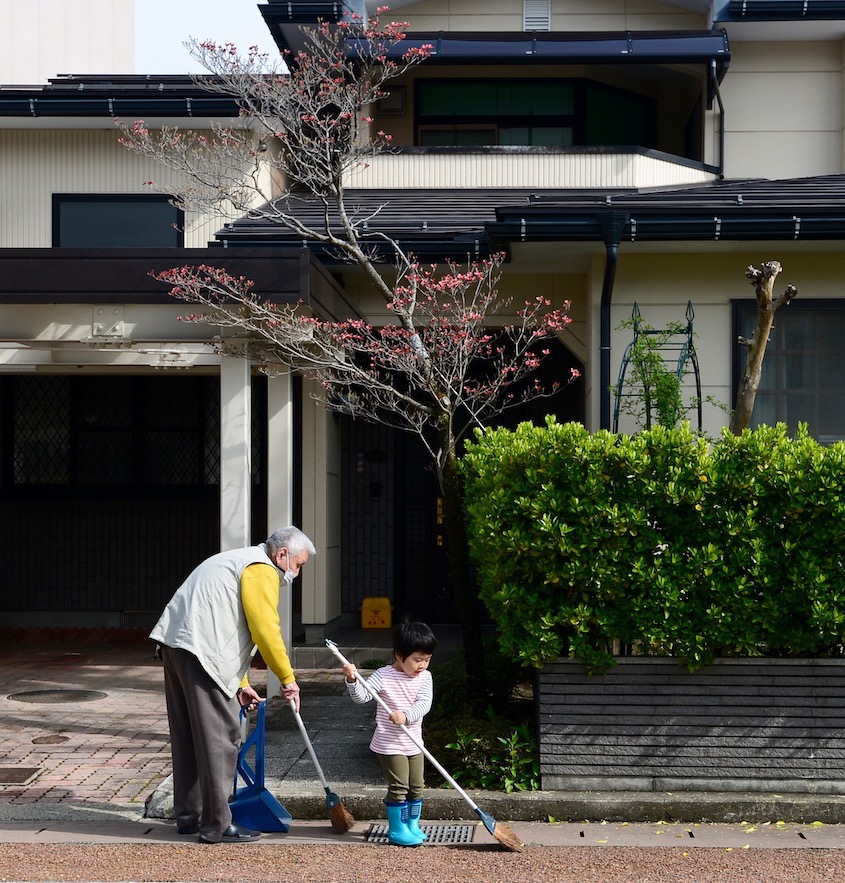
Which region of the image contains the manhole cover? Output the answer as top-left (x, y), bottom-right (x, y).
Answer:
top-left (365, 823), bottom-right (475, 845)
top-left (7, 689), bottom-right (108, 704)
top-left (31, 735), bottom-right (70, 745)
top-left (0, 767), bottom-right (40, 784)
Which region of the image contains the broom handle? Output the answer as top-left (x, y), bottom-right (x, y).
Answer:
top-left (325, 639), bottom-right (482, 813)
top-left (288, 698), bottom-right (331, 791)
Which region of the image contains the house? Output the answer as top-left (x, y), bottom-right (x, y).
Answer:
top-left (2, 0), bottom-right (845, 647)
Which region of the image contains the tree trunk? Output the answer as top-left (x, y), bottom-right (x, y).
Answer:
top-left (439, 439), bottom-right (488, 711)
top-left (729, 261), bottom-right (797, 435)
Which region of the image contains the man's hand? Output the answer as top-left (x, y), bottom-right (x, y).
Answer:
top-left (236, 685), bottom-right (263, 713)
top-left (281, 679), bottom-right (301, 712)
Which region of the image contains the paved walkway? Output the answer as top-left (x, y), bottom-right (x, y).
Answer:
top-left (3, 639), bottom-right (845, 850)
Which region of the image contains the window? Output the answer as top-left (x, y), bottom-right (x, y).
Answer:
top-left (416, 79), bottom-right (653, 149)
top-left (733, 300), bottom-right (845, 442)
top-left (52, 194), bottom-right (183, 247)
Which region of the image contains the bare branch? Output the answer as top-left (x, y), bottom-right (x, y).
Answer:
top-left (119, 12), bottom-right (576, 703)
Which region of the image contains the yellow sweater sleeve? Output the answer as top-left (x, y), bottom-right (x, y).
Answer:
top-left (240, 562), bottom-right (296, 686)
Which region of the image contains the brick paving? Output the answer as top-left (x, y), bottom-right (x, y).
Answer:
top-left (0, 641), bottom-right (176, 809)
top-left (0, 629), bottom-right (409, 813)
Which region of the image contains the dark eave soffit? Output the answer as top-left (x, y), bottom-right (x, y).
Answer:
top-left (0, 247), bottom-right (319, 307)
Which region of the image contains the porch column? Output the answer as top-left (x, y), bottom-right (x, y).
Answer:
top-left (266, 372), bottom-right (294, 700)
top-left (219, 356), bottom-right (252, 551)
top-left (300, 377), bottom-right (342, 643)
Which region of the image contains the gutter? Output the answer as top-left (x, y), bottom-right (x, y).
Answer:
top-left (597, 213), bottom-right (629, 432)
top-left (710, 60), bottom-right (726, 178)
top-left (0, 96), bottom-right (242, 118)
top-left (485, 212), bottom-right (845, 242)
top-left (723, 0), bottom-right (845, 20)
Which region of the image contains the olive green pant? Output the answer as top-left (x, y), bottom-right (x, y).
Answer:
top-left (377, 753), bottom-right (425, 802)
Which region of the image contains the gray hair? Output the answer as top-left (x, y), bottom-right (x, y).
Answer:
top-left (265, 526), bottom-right (316, 558)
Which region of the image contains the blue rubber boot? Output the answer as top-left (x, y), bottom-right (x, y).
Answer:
top-left (407, 798), bottom-right (428, 842)
top-left (384, 801), bottom-right (422, 847)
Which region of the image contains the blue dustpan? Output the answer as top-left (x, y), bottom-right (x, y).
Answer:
top-left (230, 701), bottom-right (292, 833)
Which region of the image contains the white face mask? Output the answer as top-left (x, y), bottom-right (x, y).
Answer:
top-left (283, 569), bottom-right (296, 587)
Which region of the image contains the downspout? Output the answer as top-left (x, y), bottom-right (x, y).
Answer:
top-left (597, 212), bottom-right (629, 431)
top-left (710, 59), bottom-right (725, 179)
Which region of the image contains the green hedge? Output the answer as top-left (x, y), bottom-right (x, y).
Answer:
top-left (460, 420), bottom-right (845, 671)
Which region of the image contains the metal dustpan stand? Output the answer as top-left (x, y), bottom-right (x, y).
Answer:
top-left (230, 701), bottom-right (292, 833)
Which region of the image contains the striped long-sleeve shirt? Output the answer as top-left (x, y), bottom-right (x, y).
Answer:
top-left (346, 664), bottom-right (433, 756)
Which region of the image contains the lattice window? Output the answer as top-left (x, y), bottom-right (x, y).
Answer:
top-left (7, 376), bottom-right (222, 488)
top-left (13, 376), bottom-right (71, 484)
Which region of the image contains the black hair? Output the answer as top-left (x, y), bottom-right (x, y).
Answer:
top-left (394, 619), bottom-right (437, 660)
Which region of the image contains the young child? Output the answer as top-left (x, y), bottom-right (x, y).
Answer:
top-left (342, 619), bottom-right (437, 847)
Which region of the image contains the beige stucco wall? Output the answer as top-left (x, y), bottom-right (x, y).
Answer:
top-left (392, 0), bottom-right (705, 32)
top-left (0, 0), bottom-right (135, 85)
top-left (605, 249), bottom-right (844, 438)
top-left (720, 40), bottom-right (845, 179)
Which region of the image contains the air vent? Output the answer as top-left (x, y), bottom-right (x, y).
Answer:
top-left (524, 0), bottom-right (551, 31)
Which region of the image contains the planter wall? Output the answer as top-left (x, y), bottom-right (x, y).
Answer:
top-left (538, 657), bottom-right (845, 794)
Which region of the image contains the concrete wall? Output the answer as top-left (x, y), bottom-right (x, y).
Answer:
top-left (721, 40), bottom-right (845, 179)
top-left (0, 0), bottom-right (135, 84)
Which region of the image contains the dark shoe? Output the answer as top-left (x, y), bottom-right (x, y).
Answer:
top-left (198, 823), bottom-right (262, 844)
top-left (177, 824), bottom-right (199, 835)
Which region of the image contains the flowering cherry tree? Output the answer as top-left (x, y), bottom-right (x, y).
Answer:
top-left (118, 10), bottom-right (577, 701)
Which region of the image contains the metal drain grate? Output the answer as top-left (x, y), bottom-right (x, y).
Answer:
top-left (0, 767), bottom-right (40, 784)
top-left (365, 823), bottom-right (476, 845)
top-left (7, 689), bottom-right (108, 704)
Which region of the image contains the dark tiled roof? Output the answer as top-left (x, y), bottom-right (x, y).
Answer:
top-left (218, 188), bottom-right (543, 240)
top-left (216, 175), bottom-right (845, 252)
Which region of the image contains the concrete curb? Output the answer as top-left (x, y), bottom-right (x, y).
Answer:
top-left (144, 774), bottom-right (845, 825)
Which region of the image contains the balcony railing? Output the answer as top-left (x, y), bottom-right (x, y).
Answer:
top-left (344, 146), bottom-right (718, 191)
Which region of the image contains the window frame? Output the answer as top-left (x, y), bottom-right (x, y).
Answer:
top-left (418, 123), bottom-right (499, 146)
top-left (51, 193), bottom-right (185, 248)
top-left (414, 77), bottom-right (656, 149)
top-left (731, 297), bottom-right (845, 443)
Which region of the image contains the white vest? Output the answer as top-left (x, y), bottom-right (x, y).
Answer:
top-left (150, 544), bottom-right (279, 697)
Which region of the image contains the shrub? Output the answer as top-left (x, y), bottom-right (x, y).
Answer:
top-left (460, 419), bottom-right (845, 671)
top-left (424, 639), bottom-right (538, 792)
top-left (424, 711), bottom-right (539, 793)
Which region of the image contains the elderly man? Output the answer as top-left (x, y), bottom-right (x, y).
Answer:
top-left (151, 525), bottom-right (316, 844)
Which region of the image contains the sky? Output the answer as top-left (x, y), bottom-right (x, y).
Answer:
top-left (134, 0), bottom-right (281, 74)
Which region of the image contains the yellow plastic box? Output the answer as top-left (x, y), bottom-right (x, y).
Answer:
top-left (360, 596), bottom-right (393, 629)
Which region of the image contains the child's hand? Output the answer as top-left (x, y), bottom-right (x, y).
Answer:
top-left (342, 662), bottom-right (358, 682)
top-left (388, 710), bottom-right (408, 726)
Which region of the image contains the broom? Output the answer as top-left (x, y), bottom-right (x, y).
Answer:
top-left (288, 698), bottom-right (355, 833)
top-left (325, 639), bottom-right (524, 853)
